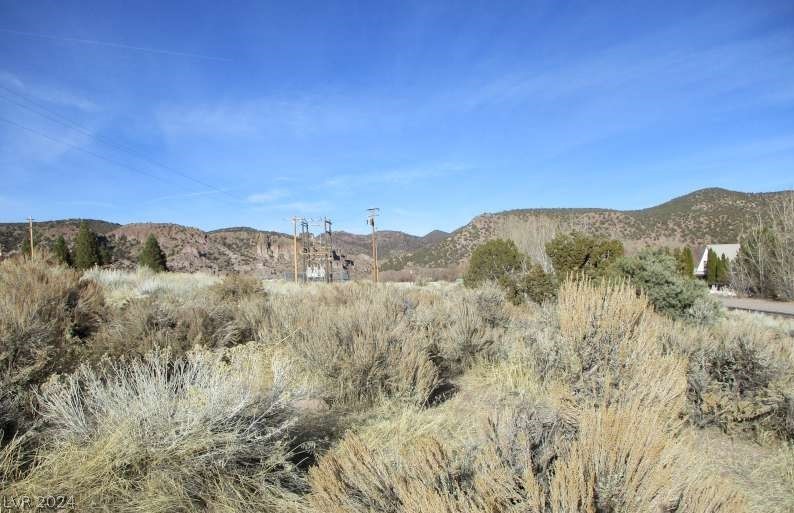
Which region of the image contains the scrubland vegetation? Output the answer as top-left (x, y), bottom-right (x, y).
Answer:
top-left (733, 193), bottom-right (794, 300)
top-left (2, 253), bottom-right (793, 512)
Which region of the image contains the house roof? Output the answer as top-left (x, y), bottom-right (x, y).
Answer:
top-left (706, 243), bottom-right (740, 260)
top-left (692, 245), bottom-right (707, 265)
top-left (692, 243), bottom-right (739, 276)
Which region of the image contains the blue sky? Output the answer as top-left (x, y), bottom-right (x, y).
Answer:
top-left (1, 0), bottom-right (793, 235)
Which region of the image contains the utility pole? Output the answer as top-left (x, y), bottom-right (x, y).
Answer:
top-left (324, 217), bottom-right (333, 283)
top-left (367, 208), bottom-right (380, 283)
top-left (300, 219), bottom-right (310, 283)
top-left (291, 216), bottom-right (301, 283)
top-left (27, 216), bottom-right (34, 258)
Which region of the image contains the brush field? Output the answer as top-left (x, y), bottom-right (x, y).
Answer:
top-left (2, 256), bottom-right (793, 512)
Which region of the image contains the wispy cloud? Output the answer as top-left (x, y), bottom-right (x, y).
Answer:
top-left (644, 134), bottom-right (794, 176)
top-left (157, 95), bottom-right (371, 139)
top-left (56, 200), bottom-right (116, 208)
top-left (31, 85), bottom-right (98, 112)
top-left (442, 26), bottom-right (794, 163)
top-left (247, 188), bottom-right (289, 203)
top-left (324, 163), bottom-right (468, 189)
top-left (0, 115), bottom-right (95, 171)
top-left (145, 189), bottom-right (233, 204)
top-left (0, 71), bottom-right (24, 90)
top-left (0, 29), bottom-right (229, 62)
top-left (391, 207), bottom-right (428, 219)
top-left (0, 71), bottom-right (99, 111)
top-left (269, 201), bottom-right (329, 213)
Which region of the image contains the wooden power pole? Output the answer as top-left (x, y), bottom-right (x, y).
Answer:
top-left (291, 216), bottom-right (300, 283)
top-left (367, 208), bottom-right (380, 283)
top-left (324, 217), bottom-right (333, 283)
top-left (27, 216), bottom-right (34, 258)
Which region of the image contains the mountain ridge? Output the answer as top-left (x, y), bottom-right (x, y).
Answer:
top-left (382, 187), bottom-right (793, 271)
top-left (1, 188), bottom-right (790, 276)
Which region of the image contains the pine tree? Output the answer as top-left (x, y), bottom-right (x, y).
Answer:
top-left (52, 235), bottom-right (72, 266)
top-left (706, 249), bottom-right (719, 286)
top-left (674, 247), bottom-right (695, 277)
top-left (97, 235), bottom-right (114, 265)
top-left (73, 221), bottom-right (101, 270)
top-left (682, 247), bottom-right (695, 277)
top-left (673, 248), bottom-right (686, 276)
top-left (20, 237), bottom-right (31, 258)
top-left (20, 233), bottom-right (41, 258)
top-left (717, 254), bottom-right (730, 286)
top-left (138, 234), bottom-right (167, 272)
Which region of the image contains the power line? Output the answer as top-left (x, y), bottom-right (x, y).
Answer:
top-left (0, 114), bottom-right (191, 187)
top-left (0, 84), bottom-right (241, 204)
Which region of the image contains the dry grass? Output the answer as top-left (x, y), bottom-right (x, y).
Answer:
top-left (3, 344), bottom-right (306, 512)
top-left (309, 398), bottom-right (743, 513)
top-left (686, 315), bottom-right (794, 440)
top-left (83, 267), bottom-right (221, 306)
top-left (0, 256), bottom-right (105, 438)
top-left (306, 276), bottom-right (740, 513)
top-left (2, 262), bottom-right (791, 512)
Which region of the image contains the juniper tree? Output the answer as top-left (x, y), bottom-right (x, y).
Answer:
top-left (673, 247), bottom-right (695, 277)
top-left (717, 254), bottom-right (730, 286)
top-left (706, 249), bottom-right (719, 286)
top-left (611, 249), bottom-right (717, 321)
top-left (73, 221), bottom-right (101, 270)
top-left (52, 235), bottom-right (72, 266)
top-left (464, 239), bottom-right (523, 287)
top-left (682, 247), bottom-right (695, 277)
top-left (138, 234), bottom-right (167, 272)
top-left (20, 238), bottom-right (32, 258)
top-left (97, 235), bottom-right (114, 265)
top-left (545, 231), bottom-right (624, 279)
top-left (20, 233), bottom-right (41, 258)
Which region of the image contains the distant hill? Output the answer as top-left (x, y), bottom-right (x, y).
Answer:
top-left (0, 219), bottom-right (441, 278)
top-left (1, 188), bottom-right (788, 278)
top-left (317, 230), bottom-right (450, 260)
top-left (382, 188), bottom-right (793, 271)
top-left (0, 219), bottom-right (120, 255)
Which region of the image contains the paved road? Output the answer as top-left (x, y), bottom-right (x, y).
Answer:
top-left (717, 296), bottom-right (794, 317)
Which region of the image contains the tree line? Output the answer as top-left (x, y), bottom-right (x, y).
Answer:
top-left (465, 191), bottom-right (794, 308)
top-left (24, 221), bottom-right (167, 272)
top-left (464, 231), bottom-right (722, 321)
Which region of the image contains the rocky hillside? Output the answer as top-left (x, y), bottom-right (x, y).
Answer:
top-left (2, 188), bottom-right (789, 277)
top-left (0, 220), bottom-right (439, 277)
top-left (317, 230), bottom-right (450, 260)
top-left (0, 219), bottom-right (118, 251)
top-left (382, 188), bottom-right (793, 270)
top-left (0, 220), bottom-right (296, 276)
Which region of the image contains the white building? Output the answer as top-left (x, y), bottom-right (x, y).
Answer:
top-left (306, 264), bottom-right (326, 280)
top-left (694, 243), bottom-right (740, 277)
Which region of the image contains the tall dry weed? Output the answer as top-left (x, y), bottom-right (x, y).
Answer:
top-left (688, 316), bottom-right (794, 440)
top-left (0, 256), bottom-right (105, 439)
top-left (5, 344), bottom-right (306, 512)
top-left (309, 398), bottom-right (743, 513)
top-left (265, 286), bottom-right (441, 409)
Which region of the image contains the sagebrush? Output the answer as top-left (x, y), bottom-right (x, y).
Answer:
top-left (2, 258), bottom-right (792, 512)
